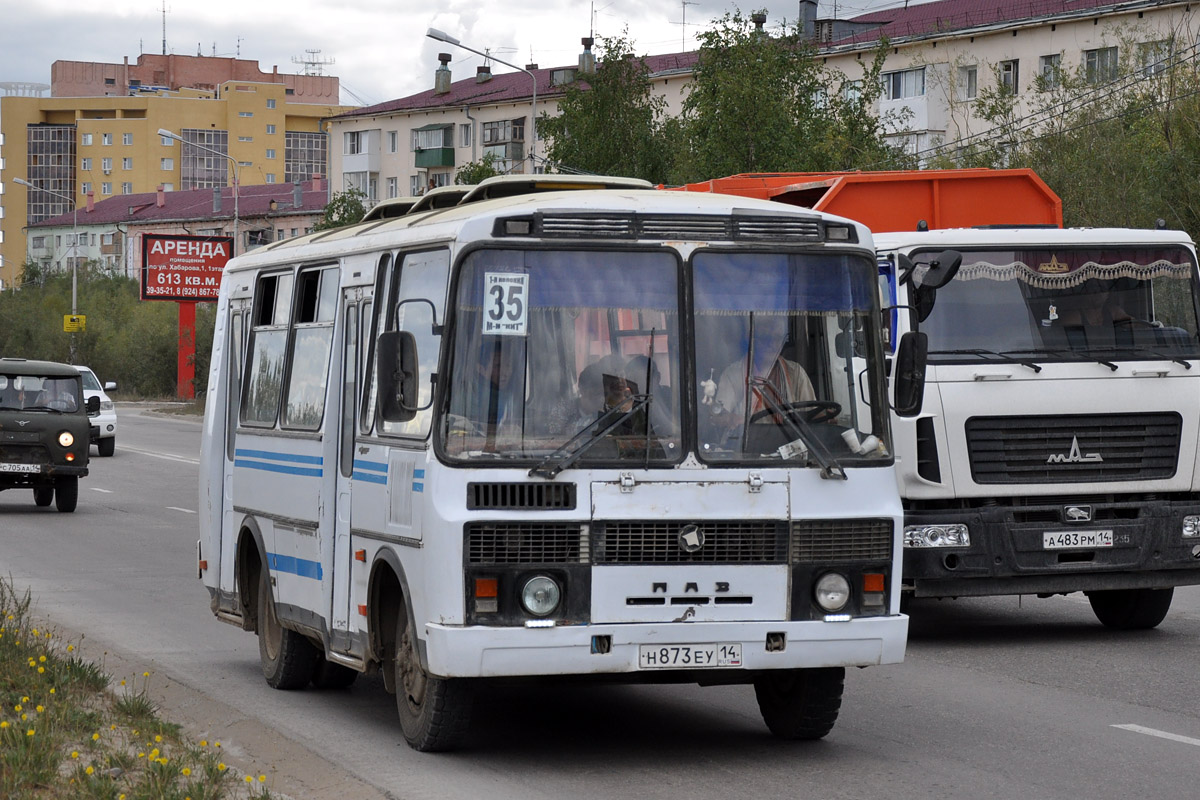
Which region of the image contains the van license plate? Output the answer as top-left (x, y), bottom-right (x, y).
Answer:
top-left (0, 463), bottom-right (40, 473)
top-left (1043, 530), bottom-right (1114, 549)
top-left (638, 643), bottom-right (742, 669)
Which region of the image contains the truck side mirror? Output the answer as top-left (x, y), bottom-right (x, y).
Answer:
top-left (892, 331), bottom-right (927, 417)
top-left (376, 330), bottom-right (419, 423)
top-left (914, 249), bottom-right (962, 290)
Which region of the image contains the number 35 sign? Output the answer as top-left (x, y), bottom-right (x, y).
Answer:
top-left (483, 272), bottom-right (528, 336)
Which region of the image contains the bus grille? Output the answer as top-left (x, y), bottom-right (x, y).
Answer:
top-left (465, 523), bottom-right (586, 565)
top-left (593, 520), bottom-right (788, 564)
top-left (791, 519), bottom-right (894, 562)
top-left (467, 482), bottom-right (576, 510)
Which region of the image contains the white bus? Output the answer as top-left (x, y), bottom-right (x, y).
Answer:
top-left (198, 182), bottom-right (926, 750)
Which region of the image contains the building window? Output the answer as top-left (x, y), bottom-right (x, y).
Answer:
top-left (285, 130), bottom-right (327, 183)
top-left (239, 111), bottom-right (254, 117)
top-left (959, 66), bottom-right (977, 100)
top-left (123, 133), bottom-right (133, 145)
top-left (102, 233), bottom-right (114, 245)
top-left (161, 157), bottom-right (174, 170)
top-left (387, 176), bottom-right (398, 198)
top-left (999, 60), bottom-right (1020, 94)
top-left (266, 124), bottom-right (276, 135)
top-left (81, 182), bottom-right (92, 195)
top-left (882, 67), bottom-right (925, 100)
top-left (81, 133), bottom-right (93, 146)
top-left (1039, 54), bottom-right (1061, 89)
top-left (551, 68), bottom-right (577, 86)
top-left (460, 123), bottom-right (473, 148)
top-left (238, 136), bottom-right (254, 142)
top-left (843, 80), bottom-right (862, 103)
top-left (81, 157), bottom-right (92, 170)
top-left (31, 236), bottom-right (45, 249)
top-left (101, 157), bottom-right (113, 172)
top-left (1140, 41), bottom-right (1170, 76)
top-left (481, 119), bottom-right (524, 145)
top-left (345, 130), bottom-right (365, 155)
top-left (266, 149), bottom-right (276, 159)
top-left (160, 134), bottom-right (173, 146)
top-left (121, 182), bottom-right (133, 194)
top-left (179, 128), bottom-right (230, 190)
top-left (266, 98), bottom-right (276, 109)
top-left (410, 175), bottom-right (422, 196)
top-left (122, 157), bottom-right (133, 170)
top-left (1085, 47), bottom-right (1118, 84)
top-left (388, 131), bottom-right (398, 153)
top-left (162, 183), bottom-right (174, 191)
top-left (277, 228), bottom-right (285, 240)
top-left (101, 182), bottom-right (112, 195)
top-left (102, 133), bottom-right (113, 146)
top-left (266, 174), bottom-right (276, 184)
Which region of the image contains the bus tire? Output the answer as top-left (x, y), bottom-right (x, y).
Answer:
top-left (257, 569), bottom-right (319, 689)
top-left (33, 486), bottom-right (53, 507)
top-left (311, 658), bottom-right (359, 690)
top-left (753, 667), bottom-right (844, 740)
top-left (1087, 587), bottom-right (1173, 630)
top-left (54, 477), bottom-right (78, 513)
top-left (394, 610), bottom-right (471, 751)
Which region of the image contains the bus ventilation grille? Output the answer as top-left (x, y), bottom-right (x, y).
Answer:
top-left (465, 523), bottom-right (586, 564)
top-left (791, 519), bottom-right (893, 563)
top-left (467, 482), bottom-right (577, 510)
top-left (509, 213), bottom-right (825, 242)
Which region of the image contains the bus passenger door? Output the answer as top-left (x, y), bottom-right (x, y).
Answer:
top-left (331, 293), bottom-right (360, 651)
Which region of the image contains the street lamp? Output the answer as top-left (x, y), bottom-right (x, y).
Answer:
top-left (157, 128), bottom-right (240, 255)
top-left (426, 27), bottom-right (538, 170)
top-left (14, 176), bottom-right (79, 362)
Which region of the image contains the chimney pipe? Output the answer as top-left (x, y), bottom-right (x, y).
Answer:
top-left (293, 179), bottom-right (302, 208)
top-left (156, 185), bottom-right (165, 208)
top-left (213, 186), bottom-right (222, 213)
top-left (434, 52), bottom-right (452, 94)
top-left (579, 37), bottom-right (595, 74)
top-left (311, 173), bottom-right (324, 193)
top-left (85, 191), bottom-right (95, 213)
top-left (476, 64), bottom-right (492, 83)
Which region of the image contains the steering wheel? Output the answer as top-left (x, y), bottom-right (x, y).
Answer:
top-left (748, 400), bottom-right (841, 425)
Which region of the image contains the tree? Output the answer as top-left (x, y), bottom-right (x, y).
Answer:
top-left (313, 188), bottom-right (368, 231)
top-left (456, 153), bottom-right (502, 185)
top-left (538, 33), bottom-right (673, 183)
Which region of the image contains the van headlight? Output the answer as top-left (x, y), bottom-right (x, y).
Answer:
top-left (520, 575), bottom-right (561, 616)
top-left (58, 431), bottom-right (75, 447)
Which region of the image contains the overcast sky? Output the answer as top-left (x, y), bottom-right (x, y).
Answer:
top-left (0, 0), bottom-right (929, 108)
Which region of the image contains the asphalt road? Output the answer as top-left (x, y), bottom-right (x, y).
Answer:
top-left (2, 406), bottom-right (1199, 799)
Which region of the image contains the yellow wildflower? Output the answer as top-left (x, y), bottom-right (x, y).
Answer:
top-left (86, 766), bottom-right (94, 775)
top-left (182, 767), bottom-right (192, 776)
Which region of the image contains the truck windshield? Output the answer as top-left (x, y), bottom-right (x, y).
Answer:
top-left (441, 249), bottom-right (682, 463)
top-left (693, 251), bottom-right (891, 465)
top-left (919, 246), bottom-right (1200, 361)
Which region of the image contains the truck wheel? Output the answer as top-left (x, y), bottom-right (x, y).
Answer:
top-left (1087, 587), bottom-right (1173, 630)
top-left (54, 477), bottom-right (78, 513)
top-left (33, 487), bottom-right (53, 507)
top-left (311, 658), bottom-right (358, 690)
top-left (97, 437), bottom-right (115, 457)
top-left (257, 569), bottom-right (319, 689)
top-left (753, 667), bottom-right (845, 740)
top-left (394, 609), bottom-right (471, 751)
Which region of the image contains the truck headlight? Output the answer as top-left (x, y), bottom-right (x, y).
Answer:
top-left (814, 572), bottom-right (851, 612)
top-left (58, 431), bottom-right (75, 447)
top-left (905, 523), bottom-right (970, 548)
top-left (520, 575), bottom-right (561, 617)
top-left (1183, 516), bottom-right (1200, 537)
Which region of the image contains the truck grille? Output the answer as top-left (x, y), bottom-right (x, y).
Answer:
top-left (593, 520), bottom-right (788, 564)
top-left (465, 522), bottom-right (586, 565)
top-left (791, 519), bottom-right (894, 562)
top-left (965, 413), bottom-right (1181, 484)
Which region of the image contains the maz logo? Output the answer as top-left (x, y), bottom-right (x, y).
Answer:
top-left (1047, 436), bottom-right (1103, 464)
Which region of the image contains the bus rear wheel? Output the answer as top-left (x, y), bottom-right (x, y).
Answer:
top-left (1087, 587), bottom-right (1173, 630)
top-left (257, 569), bottom-right (319, 689)
top-left (753, 667), bottom-right (845, 740)
top-left (394, 610), bottom-right (471, 751)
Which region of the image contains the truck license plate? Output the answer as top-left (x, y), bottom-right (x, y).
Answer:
top-left (638, 643), bottom-right (742, 669)
top-left (0, 463), bottom-right (40, 473)
top-left (1043, 530), bottom-right (1114, 549)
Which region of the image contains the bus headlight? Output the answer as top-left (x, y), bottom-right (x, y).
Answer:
top-left (814, 573), bottom-right (851, 612)
top-left (1183, 516), bottom-right (1200, 537)
top-left (905, 523), bottom-right (970, 548)
top-left (58, 431), bottom-right (75, 447)
top-left (520, 575), bottom-right (561, 617)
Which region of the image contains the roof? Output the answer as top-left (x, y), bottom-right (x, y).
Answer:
top-left (29, 182), bottom-right (329, 229)
top-left (0, 358), bottom-right (82, 378)
top-left (832, 0), bottom-right (1177, 47)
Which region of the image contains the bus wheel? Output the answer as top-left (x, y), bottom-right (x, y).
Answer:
top-left (54, 477), bottom-right (78, 513)
top-left (311, 658), bottom-right (358, 690)
top-left (33, 486), bottom-right (53, 507)
top-left (257, 569), bottom-right (319, 689)
top-left (1087, 587), bottom-right (1173, 630)
top-left (753, 667), bottom-right (844, 740)
top-left (394, 611), bottom-right (471, 751)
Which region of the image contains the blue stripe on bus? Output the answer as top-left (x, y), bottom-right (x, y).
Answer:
top-left (234, 459), bottom-right (323, 478)
top-left (353, 459), bottom-right (388, 473)
top-left (234, 449), bottom-right (324, 465)
top-left (412, 482), bottom-right (424, 493)
top-left (413, 468), bottom-right (425, 478)
top-left (353, 472), bottom-right (388, 485)
top-left (267, 552), bottom-right (323, 580)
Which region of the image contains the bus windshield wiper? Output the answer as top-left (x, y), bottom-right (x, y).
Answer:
top-left (749, 377), bottom-right (846, 481)
top-left (927, 348), bottom-right (1042, 372)
top-left (529, 393), bottom-right (652, 479)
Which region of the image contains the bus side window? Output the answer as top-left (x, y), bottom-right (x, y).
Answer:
top-left (282, 265), bottom-right (338, 430)
top-left (226, 311), bottom-right (244, 458)
top-left (241, 271), bottom-right (293, 427)
top-left (361, 253), bottom-right (391, 435)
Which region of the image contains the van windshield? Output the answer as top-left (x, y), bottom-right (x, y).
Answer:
top-left (0, 374), bottom-right (82, 412)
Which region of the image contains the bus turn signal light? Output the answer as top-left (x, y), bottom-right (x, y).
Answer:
top-left (475, 577), bottom-right (498, 598)
top-left (354, 549), bottom-right (366, 562)
top-left (863, 573), bottom-right (885, 593)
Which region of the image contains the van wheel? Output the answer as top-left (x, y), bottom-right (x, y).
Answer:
top-left (54, 477), bottom-right (78, 513)
top-left (257, 569), bottom-right (319, 689)
top-left (311, 658), bottom-right (358, 690)
top-left (1087, 587), bottom-right (1173, 630)
top-left (98, 437), bottom-right (115, 457)
top-left (33, 487), bottom-right (53, 507)
top-left (394, 609), bottom-right (471, 751)
top-left (753, 667), bottom-right (844, 740)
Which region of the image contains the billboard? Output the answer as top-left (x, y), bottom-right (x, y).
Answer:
top-left (141, 234), bottom-right (232, 301)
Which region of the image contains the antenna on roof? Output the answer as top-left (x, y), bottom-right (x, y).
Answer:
top-left (291, 48), bottom-right (336, 76)
top-left (161, 0), bottom-right (169, 56)
top-left (674, 1), bottom-right (700, 51)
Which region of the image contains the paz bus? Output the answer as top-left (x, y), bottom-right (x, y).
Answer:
top-left (197, 180), bottom-right (927, 750)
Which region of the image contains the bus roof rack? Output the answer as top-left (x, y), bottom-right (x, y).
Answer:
top-left (458, 174), bottom-right (653, 205)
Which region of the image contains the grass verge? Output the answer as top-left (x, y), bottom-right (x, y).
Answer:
top-left (1, 576), bottom-right (276, 799)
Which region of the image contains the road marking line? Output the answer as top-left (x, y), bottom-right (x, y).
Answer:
top-left (118, 445), bottom-right (200, 465)
top-left (89, 488), bottom-right (113, 493)
top-left (166, 507), bottom-right (197, 515)
top-left (1112, 724), bottom-right (1200, 747)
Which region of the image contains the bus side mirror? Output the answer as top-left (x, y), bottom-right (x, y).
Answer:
top-left (892, 331), bottom-right (927, 417)
top-left (377, 330), bottom-right (419, 423)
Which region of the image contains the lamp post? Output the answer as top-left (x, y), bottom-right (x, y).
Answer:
top-left (426, 27), bottom-right (538, 171)
top-left (157, 128), bottom-right (240, 255)
top-left (14, 176), bottom-right (79, 363)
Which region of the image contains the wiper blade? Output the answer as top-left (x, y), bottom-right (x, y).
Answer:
top-left (748, 377), bottom-right (846, 481)
top-left (1083, 345), bottom-right (1192, 369)
top-left (529, 394), bottom-right (652, 479)
top-left (927, 348), bottom-right (1042, 373)
top-left (1004, 347), bottom-right (1118, 372)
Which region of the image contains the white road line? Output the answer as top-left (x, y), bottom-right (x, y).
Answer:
top-left (117, 444), bottom-right (200, 465)
top-left (1112, 724), bottom-right (1200, 747)
top-left (89, 487), bottom-right (113, 493)
top-left (166, 506), bottom-right (197, 515)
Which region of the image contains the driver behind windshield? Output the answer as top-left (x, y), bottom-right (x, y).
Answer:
top-left (708, 313), bottom-right (815, 435)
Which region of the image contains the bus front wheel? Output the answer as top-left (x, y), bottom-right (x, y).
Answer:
top-left (753, 667), bottom-right (844, 740)
top-left (257, 569), bottom-right (319, 689)
top-left (394, 611), bottom-right (472, 751)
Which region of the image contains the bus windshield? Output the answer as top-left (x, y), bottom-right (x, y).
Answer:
top-left (441, 248), bottom-right (682, 463)
top-left (919, 246), bottom-right (1200, 362)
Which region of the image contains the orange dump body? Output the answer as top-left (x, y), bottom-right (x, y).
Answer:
top-left (667, 169), bottom-right (1063, 232)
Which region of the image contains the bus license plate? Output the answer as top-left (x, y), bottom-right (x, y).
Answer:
top-left (638, 643), bottom-right (742, 669)
top-left (1043, 530), bottom-right (1114, 549)
top-left (0, 463), bottom-right (40, 473)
